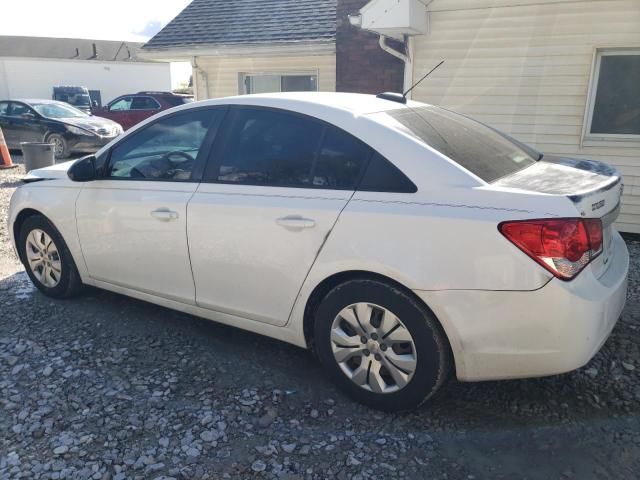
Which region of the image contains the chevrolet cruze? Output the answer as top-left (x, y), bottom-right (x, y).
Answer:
top-left (8, 93), bottom-right (629, 411)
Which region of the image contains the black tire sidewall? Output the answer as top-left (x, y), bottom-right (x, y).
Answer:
top-left (19, 215), bottom-right (79, 298)
top-left (314, 279), bottom-right (450, 411)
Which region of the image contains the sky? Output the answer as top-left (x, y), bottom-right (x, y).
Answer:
top-left (1, 0), bottom-right (193, 86)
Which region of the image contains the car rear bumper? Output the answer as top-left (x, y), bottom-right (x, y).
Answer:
top-left (415, 231), bottom-right (629, 382)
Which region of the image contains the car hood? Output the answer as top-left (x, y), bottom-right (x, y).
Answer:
top-left (60, 116), bottom-right (121, 131)
top-left (23, 160), bottom-right (76, 182)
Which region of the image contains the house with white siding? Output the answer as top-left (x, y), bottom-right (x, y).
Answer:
top-left (144, 0), bottom-right (640, 233)
top-left (349, 0), bottom-right (640, 233)
top-left (141, 0), bottom-right (337, 98)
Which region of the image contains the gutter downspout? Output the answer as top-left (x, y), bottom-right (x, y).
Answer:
top-left (191, 56), bottom-right (209, 100)
top-left (378, 35), bottom-right (413, 99)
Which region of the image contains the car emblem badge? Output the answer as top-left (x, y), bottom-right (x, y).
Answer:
top-left (592, 199), bottom-right (605, 212)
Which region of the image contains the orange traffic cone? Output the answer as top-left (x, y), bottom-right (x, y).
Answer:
top-left (0, 127), bottom-right (18, 170)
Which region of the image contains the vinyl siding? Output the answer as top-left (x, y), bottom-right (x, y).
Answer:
top-left (412, 0), bottom-right (640, 233)
top-left (195, 53), bottom-right (336, 99)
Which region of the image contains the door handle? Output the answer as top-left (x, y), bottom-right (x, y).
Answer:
top-left (276, 215), bottom-right (316, 230)
top-left (151, 208), bottom-right (179, 222)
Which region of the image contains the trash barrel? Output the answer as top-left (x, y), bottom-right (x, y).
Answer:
top-left (20, 142), bottom-right (56, 173)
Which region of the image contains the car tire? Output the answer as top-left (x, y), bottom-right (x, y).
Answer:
top-left (314, 278), bottom-right (452, 411)
top-left (18, 215), bottom-right (84, 299)
top-left (46, 133), bottom-right (69, 159)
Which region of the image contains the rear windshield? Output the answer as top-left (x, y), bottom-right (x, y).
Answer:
top-left (385, 106), bottom-right (540, 182)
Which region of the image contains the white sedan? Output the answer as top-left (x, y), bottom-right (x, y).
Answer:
top-left (8, 92), bottom-right (629, 411)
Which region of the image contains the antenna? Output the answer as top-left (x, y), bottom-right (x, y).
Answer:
top-left (403, 60), bottom-right (444, 99)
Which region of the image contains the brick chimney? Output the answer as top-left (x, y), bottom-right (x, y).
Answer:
top-left (336, 0), bottom-right (406, 94)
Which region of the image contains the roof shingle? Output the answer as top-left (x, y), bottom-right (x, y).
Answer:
top-left (144, 0), bottom-right (337, 50)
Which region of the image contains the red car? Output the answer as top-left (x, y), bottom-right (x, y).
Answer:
top-left (95, 91), bottom-right (193, 130)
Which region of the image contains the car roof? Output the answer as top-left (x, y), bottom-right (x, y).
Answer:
top-left (9, 99), bottom-right (64, 105)
top-left (195, 92), bottom-right (425, 116)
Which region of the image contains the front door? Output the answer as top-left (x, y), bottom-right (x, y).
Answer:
top-left (76, 107), bottom-right (222, 303)
top-left (188, 107), bottom-right (373, 326)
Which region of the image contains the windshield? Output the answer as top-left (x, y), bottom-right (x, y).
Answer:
top-left (385, 106), bottom-right (541, 182)
top-left (32, 103), bottom-right (88, 119)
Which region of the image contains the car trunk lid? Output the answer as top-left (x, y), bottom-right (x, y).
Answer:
top-left (493, 156), bottom-right (624, 278)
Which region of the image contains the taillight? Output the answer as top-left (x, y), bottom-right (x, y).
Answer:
top-left (499, 218), bottom-right (603, 280)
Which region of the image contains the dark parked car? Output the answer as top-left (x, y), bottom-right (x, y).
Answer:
top-left (95, 91), bottom-right (193, 130)
top-left (0, 99), bottom-right (123, 159)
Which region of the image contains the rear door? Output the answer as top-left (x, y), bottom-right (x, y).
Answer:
top-left (129, 95), bottom-right (162, 127)
top-left (187, 107), bottom-right (373, 326)
top-left (5, 102), bottom-right (44, 144)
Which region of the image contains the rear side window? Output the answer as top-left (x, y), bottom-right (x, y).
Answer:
top-left (313, 127), bottom-right (371, 189)
top-left (0, 102), bottom-right (8, 115)
top-left (385, 106), bottom-right (540, 182)
top-left (131, 96), bottom-right (160, 110)
top-left (163, 96), bottom-right (191, 107)
top-left (213, 108), bottom-right (371, 189)
top-left (217, 108), bottom-right (323, 187)
top-left (358, 153), bottom-right (417, 193)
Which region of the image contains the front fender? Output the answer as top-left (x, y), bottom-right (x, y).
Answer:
top-left (8, 182), bottom-right (88, 280)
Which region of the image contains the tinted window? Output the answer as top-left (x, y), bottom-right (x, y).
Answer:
top-left (591, 54), bottom-right (640, 135)
top-left (312, 127), bottom-right (371, 189)
top-left (0, 102), bottom-right (8, 115)
top-left (9, 103), bottom-right (32, 117)
top-left (163, 96), bottom-right (191, 107)
top-left (217, 108), bottom-right (323, 187)
top-left (386, 106), bottom-right (539, 182)
top-left (108, 109), bottom-right (216, 181)
top-left (109, 97), bottom-right (132, 111)
top-left (359, 153), bottom-right (417, 193)
top-left (131, 96), bottom-right (160, 110)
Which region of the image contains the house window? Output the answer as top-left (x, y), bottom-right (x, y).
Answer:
top-left (585, 49), bottom-right (640, 141)
top-left (241, 73), bottom-right (318, 95)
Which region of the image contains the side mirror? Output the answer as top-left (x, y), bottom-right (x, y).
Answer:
top-left (92, 100), bottom-right (99, 108)
top-left (22, 112), bottom-right (36, 119)
top-left (67, 155), bottom-right (97, 182)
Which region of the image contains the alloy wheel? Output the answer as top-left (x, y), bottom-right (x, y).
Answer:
top-left (330, 303), bottom-right (417, 394)
top-left (50, 137), bottom-right (64, 156)
top-left (25, 229), bottom-right (62, 288)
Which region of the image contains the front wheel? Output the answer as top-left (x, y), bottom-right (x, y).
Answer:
top-left (19, 215), bottom-right (84, 298)
top-left (314, 279), bottom-right (452, 411)
top-left (46, 133), bottom-right (70, 159)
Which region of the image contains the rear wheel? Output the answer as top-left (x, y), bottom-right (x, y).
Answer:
top-left (19, 215), bottom-right (83, 298)
top-left (314, 279), bottom-right (452, 411)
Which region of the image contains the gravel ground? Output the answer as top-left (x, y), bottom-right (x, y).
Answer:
top-left (1, 157), bottom-right (640, 480)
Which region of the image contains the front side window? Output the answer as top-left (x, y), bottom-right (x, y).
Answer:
top-left (384, 106), bottom-right (539, 183)
top-left (241, 73), bottom-right (318, 95)
top-left (586, 50), bottom-right (640, 139)
top-left (108, 109), bottom-right (216, 181)
top-left (109, 97), bottom-right (133, 111)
